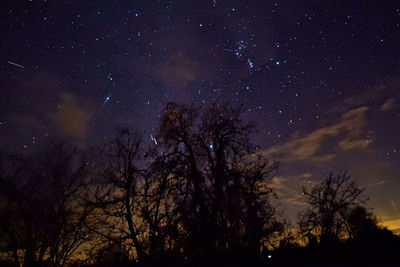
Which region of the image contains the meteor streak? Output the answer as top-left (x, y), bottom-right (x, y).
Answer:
top-left (150, 134), bottom-right (158, 145)
top-left (7, 61), bottom-right (24, 69)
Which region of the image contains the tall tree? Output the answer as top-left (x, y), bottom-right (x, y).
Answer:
top-left (89, 128), bottom-right (146, 263)
top-left (157, 102), bottom-right (280, 262)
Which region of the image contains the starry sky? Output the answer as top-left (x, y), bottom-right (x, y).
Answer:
top-left (1, 1), bottom-right (400, 232)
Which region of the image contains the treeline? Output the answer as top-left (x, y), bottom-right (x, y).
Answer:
top-left (0, 102), bottom-right (399, 266)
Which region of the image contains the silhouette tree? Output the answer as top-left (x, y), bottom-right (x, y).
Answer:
top-left (272, 178), bottom-right (400, 264)
top-left (156, 102), bottom-right (280, 263)
top-left (139, 148), bottom-right (184, 263)
top-left (342, 205), bottom-right (378, 240)
top-left (89, 128), bottom-right (146, 264)
top-left (298, 172), bottom-right (365, 246)
top-left (341, 205), bottom-right (400, 262)
top-left (0, 142), bottom-right (95, 266)
top-left (90, 127), bottom-right (186, 264)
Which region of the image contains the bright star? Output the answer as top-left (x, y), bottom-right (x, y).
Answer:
top-left (103, 94), bottom-right (111, 104)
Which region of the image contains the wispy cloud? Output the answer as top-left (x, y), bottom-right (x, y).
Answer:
top-left (261, 106), bottom-right (371, 162)
top-left (327, 72), bottom-right (400, 115)
top-left (380, 97), bottom-right (398, 111)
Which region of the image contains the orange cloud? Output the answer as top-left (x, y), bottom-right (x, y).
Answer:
top-left (270, 174), bottom-right (313, 207)
top-left (301, 173), bottom-right (313, 178)
top-left (271, 176), bottom-right (287, 189)
top-left (54, 92), bottom-right (91, 138)
top-left (380, 97), bottom-right (397, 111)
top-left (262, 106), bottom-right (371, 162)
top-left (381, 216), bottom-right (400, 233)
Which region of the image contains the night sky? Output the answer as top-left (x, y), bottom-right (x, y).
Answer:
top-left (1, 1), bottom-right (399, 232)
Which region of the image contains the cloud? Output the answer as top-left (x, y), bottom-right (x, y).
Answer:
top-left (381, 216), bottom-right (400, 233)
top-left (338, 139), bottom-right (372, 151)
top-left (261, 106), bottom-right (371, 162)
top-left (270, 175), bottom-right (310, 207)
top-left (281, 197), bottom-right (307, 206)
top-left (380, 97), bottom-right (398, 111)
top-left (271, 176), bottom-right (287, 189)
top-left (0, 70), bottom-right (97, 148)
top-left (54, 92), bottom-right (91, 138)
top-left (155, 57), bottom-right (198, 88)
top-left (327, 71), bottom-right (400, 115)
top-left (301, 173), bottom-right (313, 178)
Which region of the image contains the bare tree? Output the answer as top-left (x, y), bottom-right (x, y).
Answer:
top-left (298, 172), bottom-right (365, 245)
top-left (0, 142), bottom-right (95, 266)
top-left (89, 127), bottom-right (187, 264)
top-left (89, 128), bottom-right (147, 263)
